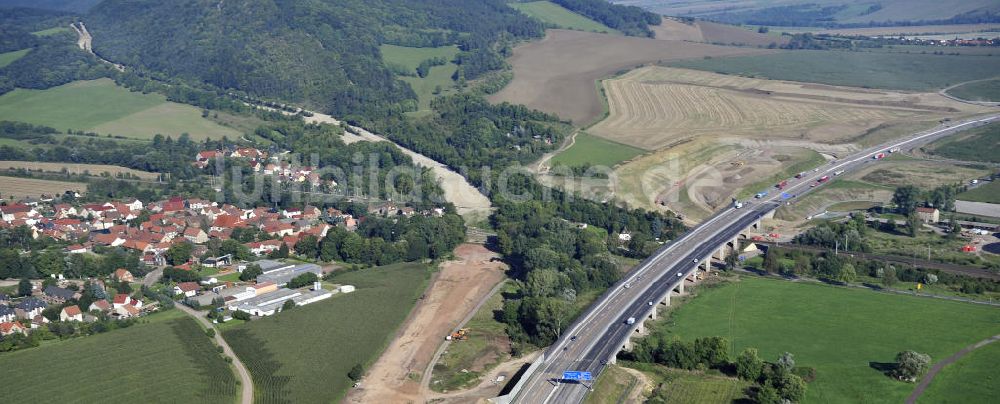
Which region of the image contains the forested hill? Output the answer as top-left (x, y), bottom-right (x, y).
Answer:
top-left (84, 0), bottom-right (544, 120)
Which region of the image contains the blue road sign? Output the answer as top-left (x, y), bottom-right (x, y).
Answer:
top-left (562, 371), bottom-right (593, 381)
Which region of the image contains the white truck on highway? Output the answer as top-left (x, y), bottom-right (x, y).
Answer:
top-left (626, 317), bottom-right (636, 325)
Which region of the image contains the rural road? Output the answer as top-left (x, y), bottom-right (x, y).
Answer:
top-left (939, 78), bottom-right (1000, 107)
top-left (176, 304), bottom-right (254, 404)
top-left (142, 268), bottom-right (163, 287)
top-left (905, 334), bottom-right (1000, 404)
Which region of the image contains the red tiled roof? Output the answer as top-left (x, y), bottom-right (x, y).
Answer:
top-left (62, 305), bottom-right (82, 317)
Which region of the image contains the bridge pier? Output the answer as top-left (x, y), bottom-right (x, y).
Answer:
top-left (675, 280), bottom-right (684, 294)
top-left (661, 292), bottom-right (671, 306)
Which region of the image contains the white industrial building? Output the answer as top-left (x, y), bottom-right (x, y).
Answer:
top-left (228, 284), bottom-right (334, 317)
top-left (256, 263), bottom-right (324, 287)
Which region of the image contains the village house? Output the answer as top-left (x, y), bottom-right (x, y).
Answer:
top-left (60, 305), bottom-right (83, 322)
top-left (183, 227), bottom-right (209, 244)
top-left (15, 298), bottom-right (46, 320)
top-left (174, 282), bottom-right (201, 297)
top-left (0, 321), bottom-right (27, 336)
top-left (89, 300), bottom-right (112, 313)
top-left (915, 207), bottom-right (940, 223)
top-left (113, 268), bottom-right (135, 283)
top-left (112, 294), bottom-right (133, 309)
top-left (0, 305), bottom-right (15, 323)
top-left (43, 286), bottom-right (79, 304)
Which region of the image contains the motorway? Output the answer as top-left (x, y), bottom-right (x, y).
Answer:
top-left (513, 114), bottom-right (1000, 404)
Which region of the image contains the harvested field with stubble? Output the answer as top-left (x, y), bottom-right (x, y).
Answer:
top-left (488, 29), bottom-right (774, 125)
top-left (0, 175), bottom-right (86, 200)
top-left (0, 161), bottom-right (159, 180)
top-left (589, 66), bottom-right (987, 150)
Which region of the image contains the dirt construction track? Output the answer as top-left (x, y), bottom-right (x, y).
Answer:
top-left (488, 29), bottom-right (773, 126)
top-left (345, 244), bottom-right (506, 403)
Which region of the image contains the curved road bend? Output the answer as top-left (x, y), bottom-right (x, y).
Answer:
top-left (177, 304), bottom-right (254, 404)
top-left (514, 115), bottom-right (1000, 404)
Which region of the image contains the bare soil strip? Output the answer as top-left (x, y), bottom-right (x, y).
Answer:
top-left (345, 244), bottom-right (507, 404)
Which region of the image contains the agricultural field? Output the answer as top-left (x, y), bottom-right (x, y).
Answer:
top-left (488, 29), bottom-right (773, 125)
top-left (652, 276), bottom-right (1000, 403)
top-left (380, 44), bottom-right (461, 112)
top-left (0, 160), bottom-right (160, 180)
top-left (549, 132), bottom-right (645, 168)
top-left (958, 180), bottom-right (1000, 204)
top-left (0, 175), bottom-right (86, 200)
top-left (589, 66), bottom-right (980, 150)
top-left (669, 51), bottom-right (1000, 92)
top-left (619, 0), bottom-right (1000, 25)
top-left (918, 340), bottom-right (1000, 404)
top-left (509, 1), bottom-right (618, 34)
top-left (946, 79), bottom-right (1000, 103)
top-left (0, 78), bottom-right (240, 140)
top-left (653, 17), bottom-right (782, 47)
top-left (0, 311), bottom-right (238, 403)
top-left (0, 48), bottom-right (30, 68)
top-left (223, 262), bottom-right (431, 404)
top-left (576, 65), bottom-right (981, 221)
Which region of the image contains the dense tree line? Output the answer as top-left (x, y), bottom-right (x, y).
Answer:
top-left (294, 212), bottom-right (465, 266)
top-left (219, 121), bottom-right (446, 209)
top-left (0, 126), bottom-right (217, 180)
top-left (494, 198), bottom-right (683, 348)
top-left (0, 37), bottom-right (114, 95)
top-left (84, 0), bottom-right (544, 120)
top-left (760, 245), bottom-right (1000, 294)
top-left (793, 214), bottom-right (870, 252)
top-left (892, 184), bottom-right (962, 215)
top-left (369, 94), bottom-right (566, 187)
top-left (624, 334), bottom-right (808, 403)
top-left (549, 0), bottom-right (661, 37)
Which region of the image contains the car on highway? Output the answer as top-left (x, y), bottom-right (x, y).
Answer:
top-left (676, 272), bottom-right (682, 277)
top-left (692, 258), bottom-right (698, 263)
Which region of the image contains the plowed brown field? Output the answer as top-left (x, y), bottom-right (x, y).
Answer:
top-left (488, 30), bottom-right (773, 125)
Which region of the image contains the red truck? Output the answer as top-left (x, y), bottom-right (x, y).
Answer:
top-left (776, 180), bottom-right (788, 189)
top-left (818, 175), bottom-right (830, 183)
top-left (872, 152), bottom-right (886, 160)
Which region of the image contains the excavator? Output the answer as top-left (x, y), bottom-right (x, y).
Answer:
top-left (446, 328), bottom-right (470, 341)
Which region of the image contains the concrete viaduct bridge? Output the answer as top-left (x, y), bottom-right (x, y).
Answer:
top-left (496, 115), bottom-right (999, 404)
